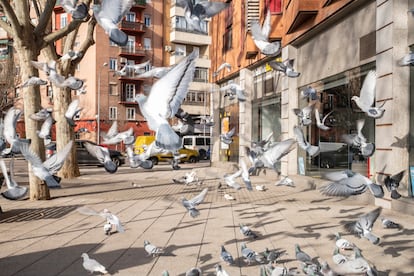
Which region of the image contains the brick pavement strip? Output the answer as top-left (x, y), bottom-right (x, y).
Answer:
top-left (0, 162), bottom-right (413, 275)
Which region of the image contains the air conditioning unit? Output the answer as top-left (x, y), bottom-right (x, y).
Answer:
top-left (164, 45), bottom-right (172, 52)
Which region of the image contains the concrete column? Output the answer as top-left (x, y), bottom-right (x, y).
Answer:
top-left (210, 82), bottom-right (221, 165)
top-left (375, 0), bottom-right (410, 206)
top-left (238, 68), bottom-right (253, 162)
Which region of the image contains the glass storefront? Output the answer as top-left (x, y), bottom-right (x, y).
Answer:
top-left (299, 62), bottom-right (376, 177)
top-left (252, 96), bottom-right (281, 144)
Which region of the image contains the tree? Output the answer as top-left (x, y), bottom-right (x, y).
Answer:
top-left (0, 0), bottom-right (95, 199)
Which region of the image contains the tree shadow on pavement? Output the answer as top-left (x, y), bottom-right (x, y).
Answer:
top-left (0, 205), bottom-right (80, 223)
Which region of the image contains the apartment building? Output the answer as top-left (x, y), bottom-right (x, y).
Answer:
top-left (210, 0), bottom-right (414, 212)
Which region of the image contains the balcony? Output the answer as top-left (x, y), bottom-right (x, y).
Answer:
top-left (119, 46), bottom-right (147, 58)
top-left (120, 21), bottom-right (146, 33)
top-left (133, 0), bottom-right (146, 8)
top-left (285, 0), bottom-right (319, 34)
top-left (170, 28), bottom-right (211, 46)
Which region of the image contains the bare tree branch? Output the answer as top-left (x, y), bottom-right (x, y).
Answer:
top-left (77, 17), bottom-right (97, 57)
top-left (0, 0), bottom-right (22, 38)
top-left (0, 17), bottom-right (12, 34)
top-left (34, 0), bottom-right (57, 37)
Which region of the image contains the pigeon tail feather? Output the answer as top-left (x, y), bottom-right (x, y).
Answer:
top-left (109, 28), bottom-right (128, 46)
top-left (391, 190), bottom-right (402, 199)
top-left (44, 175), bottom-right (61, 188)
top-left (156, 123), bottom-right (181, 151)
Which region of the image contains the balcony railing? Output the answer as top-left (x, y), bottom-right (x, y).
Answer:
top-left (119, 46), bottom-right (146, 56)
top-left (134, 0), bottom-right (146, 6)
top-left (120, 21), bottom-right (146, 32)
top-left (173, 27), bottom-right (208, 36)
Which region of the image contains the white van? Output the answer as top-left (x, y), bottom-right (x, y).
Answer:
top-left (182, 135), bottom-right (211, 160)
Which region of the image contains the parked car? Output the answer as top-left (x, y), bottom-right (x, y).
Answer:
top-left (46, 140), bottom-right (125, 167)
top-left (313, 142), bottom-right (352, 169)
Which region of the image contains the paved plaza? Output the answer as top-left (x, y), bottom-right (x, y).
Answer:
top-left (0, 161), bottom-right (413, 275)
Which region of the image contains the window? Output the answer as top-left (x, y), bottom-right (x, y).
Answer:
top-left (183, 138), bottom-right (192, 146)
top-left (109, 107), bottom-right (117, 120)
top-left (196, 138), bottom-right (205, 146)
top-left (222, 27), bottom-right (232, 53)
top-left (144, 14), bottom-right (151, 27)
top-left (268, 0), bottom-right (282, 13)
top-left (60, 14), bottom-right (67, 28)
top-left (126, 107), bottom-right (135, 120)
top-left (143, 38), bottom-right (151, 50)
top-left (109, 83), bottom-right (118, 95)
top-left (125, 83), bottom-right (135, 101)
top-left (127, 36), bottom-right (135, 50)
top-left (174, 16), bottom-right (187, 30)
top-left (125, 12), bottom-right (135, 22)
top-left (46, 86), bottom-right (53, 98)
top-left (194, 68), bottom-right (208, 82)
top-left (109, 58), bottom-right (117, 70)
top-left (175, 44), bottom-right (186, 56)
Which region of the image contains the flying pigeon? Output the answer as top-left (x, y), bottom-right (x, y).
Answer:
top-left (185, 267), bottom-right (202, 276)
top-left (18, 76), bottom-right (48, 88)
top-left (65, 99), bottom-right (83, 126)
top-left (177, 0), bottom-right (229, 33)
top-left (59, 49), bottom-right (83, 61)
top-left (0, 158), bottom-right (28, 200)
top-left (81, 253), bottom-right (108, 275)
top-left (239, 159), bottom-right (252, 191)
top-left (344, 207), bottom-right (382, 245)
top-left (268, 59), bottom-right (301, 78)
top-left (315, 109), bottom-right (333, 131)
top-left (301, 86), bottom-right (319, 100)
top-left (250, 10), bottom-right (281, 56)
top-left (42, 140), bottom-right (73, 177)
top-left (293, 103), bottom-right (315, 126)
top-left (173, 170), bottom-right (199, 185)
top-left (398, 52), bottom-right (414, 66)
top-left (102, 127), bottom-right (133, 145)
top-left (384, 170), bottom-right (404, 199)
top-left (144, 240), bottom-right (164, 257)
top-left (220, 83), bottom-right (247, 102)
top-left (83, 142), bottom-right (118, 173)
top-left (135, 50), bottom-right (197, 151)
top-left (334, 248), bottom-right (377, 275)
top-left (294, 125), bottom-right (320, 157)
top-left (334, 232), bottom-right (355, 250)
top-left (223, 169), bottom-right (242, 190)
top-left (37, 115), bottom-right (54, 143)
top-left (295, 244), bottom-right (313, 264)
top-left (92, 0), bottom-right (134, 46)
top-left (47, 61), bottom-right (84, 90)
top-left (125, 145), bottom-right (153, 169)
top-left (3, 108), bottom-right (30, 155)
top-left (30, 60), bottom-right (52, 75)
top-left (77, 206), bottom-right (125, 234)
top-left (181, 188), bottom-right (208, 218)
top-left (60, 0), bottom-right (89, 20)
top-left (320, 170), bottom-right (384, 198)
top-left (213, 62), bottom-right (231, 77)
top-left (30, 107), bottom-right (53, 121)
top-left (215, 264), bottom-right (229, 276)
top-left (381, 218), bottom-right (401, 229)
top-left (75, 84), bottom-right (87, 95)
top-left (220, 245), bottom-right (234, 265)
top-left (351, 70), bottom-right (385, 119)
top-left (342, 119), bottom-right (375, 157)
top-left (114, 60), bottom-right (150, 76)
top-left (240, 223), bottom-right (258, 239)
top-left (220, 126), bottom-right (235, 144)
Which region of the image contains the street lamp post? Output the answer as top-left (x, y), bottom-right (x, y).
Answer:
top-left (97, 62), bottom-right (108, 144)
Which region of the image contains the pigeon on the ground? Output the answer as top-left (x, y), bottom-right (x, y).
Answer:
top-left (381, 218), bottom-right (401, 229)
top-left (241, 242), bottom-right (261, 265)
top-left (295, 244), bottom-right (313, 264)
top-left (240, 223), bottom-right (258, 239)
top-left (0, 158), bottom-right (28, 200)
top-left (181, 188), bottom-right (208, 218)
top-left (255, 184), bottom-right (266, 191)
top-left (18, 76), bottom-right (48, 88)
top-left (220, 245), bottom-right (234, 265)
top-left (301, 86), bottom-right (318, 100)
top-left (384, 170), bottom-right (404, 199)
top-left (220, 126), bottom-right (236, 144)
top-left (320, 170), bottom-right (384, 198)
top-left (293, 103), bottom-right (315, 126)
top-left (173, 170), bottom-right (199, 185)
top-left (320, 261), bottom-right (338, 276)
top-left (215, 264), bottom-right (229, 276)
top-left (92, 0), bottom-right (134, 46)
top-left (315, 109), bottom-right (333, 131)
top-left (65, 99), bottom-right (83, 127)
top-left (351, 70), bottom-right (385, 119)
top-left (77, 206), bottom-right (125, 234)
top-left (342, 119), bottom-right (375, 157)
top-left (177, 0), bottom-right (229, 33)
top-left (213, 62), bottom-right (231, 77)
top-left (223, 193), bottom-right (235, 200)
top-left (60, 0), bottom-right (89, 20)
top-left (275, 176), bottom-right (295, 187)
top-left (250, 9), bottom-right (281, 56)
top-left (135, 50), bottom-right (197, 151)
top-left (185, 267), bottom-right (202, 276)
top-left (144, 240), bottom-right (164, 257)
top-left (294, 125), bottom-right (320, 157)
top-left (344, 207), bottom-right (382, 244)
top-left (81, 253), bottom-right (108, 275)
top-left (83, 141), bottom-right (118, 173)
top-left (398, 52), bottom-right (414, 66)
top-left (332, 247), bottom-right (348, 265)
top-left (263, 248), bottom-right (284, 263)
top-left (334, 232), bottom-right (355, 250)
top-left (162, 271), bottom-right (170, 276)
top-left (220, 83), bottom-right (247, 101)
top-left (334, 248), bottom-right (376, 276)
top-left (268, 59), bottom-right (300, 78)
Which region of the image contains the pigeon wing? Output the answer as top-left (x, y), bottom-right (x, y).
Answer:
top-left (19, 142), bottom-right (44, 168)
top-left (293, 125), bottom-right (309, 150)
top-left (43, 141), bottom-right (73, 174)
top-left (358, 70), bottom-right (376, 108)
top-left (261, 9), bottom-right (271, 38)
top-left (391, 170), bottom-right (405, 183)
top-left (260, 138), bottom-right (296, 167)
top-left (104, 121), bottom-right (118, 139)
top-left (83, 142), bottom-right (106, 163)
top-left (195, 1), bottom-right (229, 19)
top-left (144, 50), bottom-right (197, 119)
top-left (251, 20), bottom-right (268, 42)
top-left (359, 207), bottom-right (382, 230)
top-left (189, 188), bottom-right (208, 206)
top-left (100, 0), bottom-right (134, 24)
